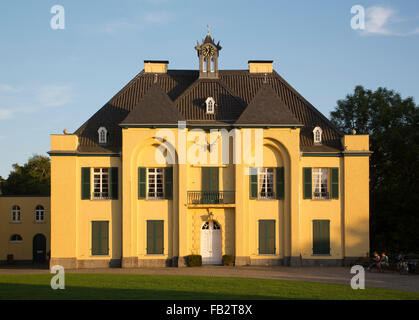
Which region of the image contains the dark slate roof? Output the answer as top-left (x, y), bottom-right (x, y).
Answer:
top-left (120, 82), bottom-right (184, 125)
top-left (73, 69), bottom-right (343, 153)
top-left (235, 84), bottom-right (302, 126)
top-left (174, 79), bottom-right (246, 123)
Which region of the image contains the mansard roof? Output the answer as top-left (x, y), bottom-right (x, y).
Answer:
top-left (74, 69), bottom-right (343, 153)
top-left (235, 84), bottom-right (301, 126)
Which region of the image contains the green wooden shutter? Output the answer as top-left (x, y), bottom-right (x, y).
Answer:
top-left (110, 167), bottom-right (118, 200)
top-left (164, 167), bottom-right (173, 200)
top-left (249, 167), bottom-right (258, 199)
top-left (147, 220), bottom-right (164, 254)
top-left (313, 220), bottom-right (330, 255)
top-left (92, 221), bottom-right (109, 255)
top-left (276, 167), bottom-right (284, 200)
top-left (202, 167), bottom-right (219, 192)
top-left (303, 167), bottom-right (312, 199)
top-left (211, 167), bottom-right (219, 192)
top-left (81, 167), bottom-right (91, 200)
top-left (155, 221), bottom-right (164, 254)
top-left (138, 167), bottom-right (146, 199)
top-left (259, 220), bottom-right (275, 254)
top-left (330, 168), bottom-right (339, 199)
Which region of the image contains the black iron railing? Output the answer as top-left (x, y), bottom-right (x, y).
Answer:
top-left (187, 191), bottom-right (235, 205)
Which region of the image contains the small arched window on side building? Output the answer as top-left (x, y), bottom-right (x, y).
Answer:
top-left (313, 126), bottom-right (323, 144)
top-left (10, 234), bottom-right (23, 243)
top-left (11, 205), bottom-right (21, 222)
top-left (98, 127), bottom-right (108, 145)
top-left (205, 97), bottom-right (215, 114)
top-left (35, 205), bottom-right (45, 222)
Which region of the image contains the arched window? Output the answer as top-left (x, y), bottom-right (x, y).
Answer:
top-left (203, 57), bottom-right (207, 72)
top-left (97, 127), bottom-right (108, 144)
top-left (35, 205), bottom-right (45, 222)
top-left (10, 234), bottom-right (23, 243)
top-left (210, 58), bottom-right (215, 72)
top-left (205, 97), bottom-right (215, 114)
top-left (11, 205), bottom-right (21, 222)
top-left (313, 126), bottom-right (323, 144)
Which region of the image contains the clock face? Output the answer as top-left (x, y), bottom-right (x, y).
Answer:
top-left (202, 45), bottom-right (215, 57)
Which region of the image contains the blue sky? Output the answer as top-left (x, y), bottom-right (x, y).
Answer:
top-left (0, 0), bottom-right (418, 177)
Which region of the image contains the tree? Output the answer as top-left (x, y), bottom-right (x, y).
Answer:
top-left (330, 86), bottom-right (419, 254)
top-left (0, 155), bottom-right (50, 195)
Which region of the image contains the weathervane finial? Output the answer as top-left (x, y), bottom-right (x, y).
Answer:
top-left (207, 24), bottom-right (210, 35)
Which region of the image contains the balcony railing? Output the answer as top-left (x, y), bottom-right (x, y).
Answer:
top-left (187, 191), bottom-right (235, 205)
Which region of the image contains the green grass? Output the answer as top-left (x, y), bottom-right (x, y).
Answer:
top-left (0, 274), bottom-right (417, 300)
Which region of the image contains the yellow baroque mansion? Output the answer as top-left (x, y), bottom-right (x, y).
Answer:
top-left (1, 32), bottom-right (371, 268)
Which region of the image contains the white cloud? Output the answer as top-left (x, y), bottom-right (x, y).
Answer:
top-left (0, 83), bottom-right (22, 93)
top-left (0, 109), bottom-right (15, 120)
top-left (364, 6), bottom-right (395, 35)
top-left (36, 85), bottom-right (73, 107)
top-left (360, 6), bottom-right (419, 36)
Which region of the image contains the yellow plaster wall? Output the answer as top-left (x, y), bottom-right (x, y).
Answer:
top-left (50, 154), bottom-right (122, 263)
top-left (300, 157), bottom-right (343, 259)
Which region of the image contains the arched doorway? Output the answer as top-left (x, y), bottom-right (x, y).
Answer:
top-left (201, 221), bottom-right (222, 264)
top-left (33, 234), bottom-right (46, 263)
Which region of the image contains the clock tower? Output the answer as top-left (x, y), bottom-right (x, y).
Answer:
top-left (195, 26), bottom-right (222, 79)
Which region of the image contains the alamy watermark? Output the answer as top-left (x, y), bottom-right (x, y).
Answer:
top-left (50, 265), bottom-right (65, 290)
top-left (154, 121), bottom-right (264, 171)
top-left (351, 5), bottom-right (365, 30)
top-left (350, 265), bottom-right (365, 290)
top-left (50, 5), bottom-right (65, 30)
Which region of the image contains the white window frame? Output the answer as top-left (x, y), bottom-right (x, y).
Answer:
top-left (312, 168), bottom-right (329, 199)
top-left (147, 168), bottom-right (164, 199)
top-left (9, 234), bottom-right (23, 243)
top-left (98, 127), bottom-right (108, 144)
top-left (205, 97), bottom-right (215, 114)
top-left (35, 205), bottom-right (45, 222)
top-left (210, 57), bottom-right (215, 72)
top-left (93, 168), bottom-right (110, 200)
top-left (258, 168), bottom-right (275, 199)
top-left (313, 126), bottom-right (323, 144)
top-left (11, 205), bottom-right (21, 222)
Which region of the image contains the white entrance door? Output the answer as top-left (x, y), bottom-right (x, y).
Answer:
top-left (201, 221), bottom-right (222, 264)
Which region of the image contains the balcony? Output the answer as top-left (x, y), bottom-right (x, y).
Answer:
top-left (187, 191), bottom-right (235, 205)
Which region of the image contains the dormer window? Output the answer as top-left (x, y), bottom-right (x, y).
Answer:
top-left (205, 97), bottom-right (215, 114)
top-left (98, 127), bottom-right (108, 144)
top-left (313, 126), bottom-right (323, 144)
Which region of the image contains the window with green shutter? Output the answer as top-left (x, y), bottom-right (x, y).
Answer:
top-left (330, 168), bottom-right (339, 199)
top-left (313, 220), bottom-right (330, 255)
top-left (110, 167), bottom-right (118, 200)
top-left (91, 221), bottom-right (109, 255)
top-left (147, 220), bottom-right (164, 254)
top-left (303, 167), bottom-right (312, 199)
top-left (81, 167), bottom-right (91, 200)
top-left (259, 220), bottom-right (275, 254)
top-left (249, 167), bottom-right (258, 199)
top-left (138, 167), bottom-right (146, 199)
top-left (164, 167), bottom-right (173, 199)
top-left (276, 167), bottom-right (284, 199)
top-left (201, 167), bottom-right (219, 191)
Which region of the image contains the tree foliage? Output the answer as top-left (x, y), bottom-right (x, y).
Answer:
top-left (330, 86), bottom-right (419, 253)
top-left (0, 155), bottom-right (50, 195)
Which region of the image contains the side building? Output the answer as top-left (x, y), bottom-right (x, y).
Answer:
top-left (0, 195), bottom-right (50, 264)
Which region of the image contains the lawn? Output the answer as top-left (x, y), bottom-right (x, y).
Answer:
top-left (0, 274), bottom-right (417, 300)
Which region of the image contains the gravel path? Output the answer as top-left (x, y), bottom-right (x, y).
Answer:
top-left (1, 265), bottom-right (418, 293)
